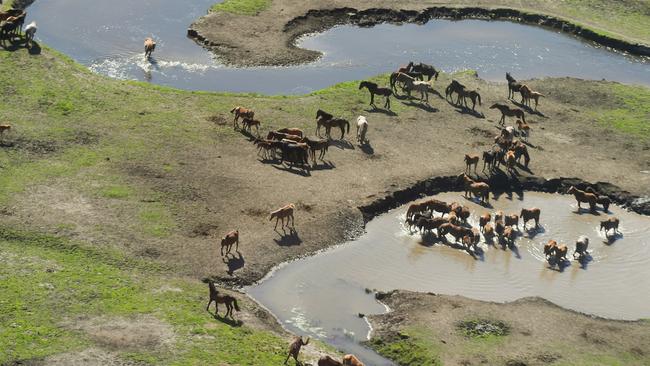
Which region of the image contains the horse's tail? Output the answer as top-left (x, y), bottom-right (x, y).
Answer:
top-left (232, 298), bottom-right (240, 311)
top-left (476, 92), bottom-right (482, 106)
top-left (345, 120), bottom-right (350, 133)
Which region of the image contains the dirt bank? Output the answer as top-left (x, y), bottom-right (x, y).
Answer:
top-left (368, 290), bottom-right (650, 365)
top-left (188, 1), bottom-right (650, 67)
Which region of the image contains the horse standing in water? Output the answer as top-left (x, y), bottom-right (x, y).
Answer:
top-left (359, 81), bottom-right (392, 109)
top-left (144, 37), bottom-right (156, 58)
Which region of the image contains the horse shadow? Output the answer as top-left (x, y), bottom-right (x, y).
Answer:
top-left (271, 164), bottom-right (311, 177)
top-left (310, 161), bottom-right (335, 170)
top-left (222, 251), bottom-right (245, 275)
top-left (524, 225), bottom-right (545, 239)
top-left (573, 207), bottom-right (600, 216)
top-left (273, 228), bottom-right (302, 246)
top-left (603, 232), bottom-right (623, 245)
top-left (419, 232), bottom-right (443, 247)
top-left (239, 129), bottom-right (259, 141)
top-left (27, 41), bottom-right (41, 55)
top-left (359, 142), bottom-right (374, 155)
top-left (454, 106), bottom-right (485, 119)
top-left (329, 139), bottom-right (354, 150)
top-left (511, 100), bottom-right (547, 118)
top-left (516, 163), bottom-right (533, 174)
top-left (548, 258), bottom-right (571, 272)
top-left (402, 101), bottom-right (438, 113)
top-left (211, 312), bottom-right (243, 327)
top-left (576, 253), bottom-right (593, 269)
top-left (365, 107), bottom-right (397, 116)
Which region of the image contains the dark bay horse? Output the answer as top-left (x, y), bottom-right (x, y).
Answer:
top-left (445, 80), bottom-right (465, 102)
top-left (489, 103), bottom-right (525, 125)
top-left (315, 109), bottom-right (350, 139)
top-left (206, 281), bottom-right (240, 319)
top-left (412, 63), bottom-right (440, 81)
top-left (359, 81), bottom-right (392, 110)
top-left (506, 72), bottom-right (523, 99)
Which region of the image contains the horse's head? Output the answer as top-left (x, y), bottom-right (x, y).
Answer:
top-left (489, 103), bottom-right (500, 109)
top-left (358, 82), bottom-right (365, 90)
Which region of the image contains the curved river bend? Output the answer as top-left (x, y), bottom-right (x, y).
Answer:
top-left (27, 0), bottom-right (650, 94)
top-left (249, 192), bottom-right (650, 365)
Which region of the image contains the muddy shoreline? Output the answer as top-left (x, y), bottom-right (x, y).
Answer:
top-left (188, 5), bottom-right (650, 67)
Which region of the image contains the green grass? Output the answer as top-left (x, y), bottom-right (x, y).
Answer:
top-left (210, 0), bottom-right (271, 15)
top-left (0, 229), bottom-right (290, 365)
top-left (367, 328), bottom-right (442, 366)
top-left (596, 83), bottom-right (650, 139)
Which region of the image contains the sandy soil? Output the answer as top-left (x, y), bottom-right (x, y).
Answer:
top-left (188, 0), bottom-right (650, 67)
top-left (368, 290), bottom-right (650, 365)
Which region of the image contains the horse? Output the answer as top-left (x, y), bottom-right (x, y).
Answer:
top-left (585, 187), bottom-right (611, 212)
top-left (270, 203), bottom-right (295, 230)
top-left (464, 154), bottom-right (479, 174)
top-left (411, 62), bottom-right (440, 81)
top-left (241, 118), bottom-right (261, 136)
top-left (490, 103), bottom-right (526, 125)
top-left (516, 120), bottom-right (531, 142)
top-left (512, 141), bottom-right (530, 167)
top-left (459, 173), bottom-right (490, 203)
top-left (405, 212), bottom-right (430, 232)
top-left (415, 217), bottom-right (447, 235)
top-left (506, 72), bottom-right (523, 99)
top-left (553, 244), bottom-right (568, 263)
top-left (574, 236), bottom-right (589, 259)
top-left (342, 354), bottom-right (365, 366)
top-left (397, 61), bottom-right (414, 74)
top-left (406, 201), bottom-right (428, 220)
top-left (389, 72), bottom-right (415, 92)
top-left (268, 131), bottom-right (302, 142)
top-left (520, 208), bottom-right (540, 229)
top-left (519, 84), bottom-right (544, 110)
top-left (322, 118), bottom-right (350, 140)
top-left (359, 81), bottom-right (392, 110)
top-left (144, 37), bottom-right (156, 58)
top-left (600, 217), bottom-right (620, 236)
top-left (479, 213), bottom-right (491, 232)
top-left (230, 106), bottom-right (254, 129)
top-left (220, 230), bottom-right (239, 256)
top-left (285, 336), bottom-right (310, 365)
top-left (502, 226), bottom-right (516, 247)
top-left (544, 239), bottom-right (557, 259)
top-left (206, 281), bottom-right (240, 318)
top-left (0, 18), bottom-right (19, 45)
top-left (424, 198), bottom-right (451, 217)
top-left (567, 186), bottom-right (597, 211)
top-left (279, 142), bottom-right (310, 170)
top-left (439, 222), bottom-right (473, 243)
top-left (24, 21), bottom-right (36, 47)
top-left (356, 116), bottom-right (368, 145)
top-left (445, 80), bottom-right (465, 102)
top-left (0, 124), bottom-right (11, 137)
top-left (303, 137), bottom-right (329, 165)
top-left (254, 139), bottom-right (276, 160)
top-left (277, 128), bottom-right (304, 137)
top-left (482, 150), bottom-right (496, 172)
top-left (504, 214), bottom-right (519, 229)
top-left (505, 150), bottom-right (516, 174)
top-left (458, 88), bottom-right (482, 111)
top-left (319, 355), bottom-right (343, 366)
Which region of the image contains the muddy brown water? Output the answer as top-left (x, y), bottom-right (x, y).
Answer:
top-left (248, 192), bottom-right (650, 365)
top-left (26, 1), bottom-right (650, 93)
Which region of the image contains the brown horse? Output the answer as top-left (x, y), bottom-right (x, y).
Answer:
top-left (231, 106), bottom-right (254, 129)
top-left (554, 244), bottom-right (568, 262)
top-left (483, 223), bottom-right (495, 240)
top-left (458, 173), bottom-right (490, 203)
top-left (520, 208), bottom-right (540, 229)
top-left (304, 137), bottom-right (330, 165)
top-left (516, 120), bottom-right (531, 142)
top-left (319, 355), bottom-right (343, 366)
top-left (519, 84), bottom-right (544, 110)
top-left (458, 88), bottom-right (482, 110)
top-left (144, 37), bottom-right (156, 58)
top-left (220, 230), bottom-right (239, 256)
top-left (585, 187), bottom-right (611, 212)
top-left (479, 213), bottom-right (491, 232)
top-left (438, 222), bottom-right (472, 243)
top-left (502, 226), bottom-right (516, 247)
top-left (544, 239), bottom-right (557, 259)
top-left (278, 128), bottom-right (304, 137)
top-left (490, 103), bottom-right (526, 125)
top-left (504, 214), bottom-right (519, 229)
top-left (424, 198), bottom-right (451, 217)
top-left (285, 336), bottom-right (310, 365)
top-left (241, 118), bottom-right (261, 136)
top-left (600, 217), bottom-right (620, 236)
top-left (505, 150), bottom-right (516, 174)
top-left (270, 204), bottom-right (295, 230)
top-left (416, 217), bottom-right (448, 235)
top-left (464, 154), bottom-right (479, 174)
top-left (267, 131), bottom-right (303, 142)
top-left (342, 354), bottom-right (365, 366)
top-left (567, 186), bottom-right (597, 211)
top-left (206, 281), bottom-right (240, 318)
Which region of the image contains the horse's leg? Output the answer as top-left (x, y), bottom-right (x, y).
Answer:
top-left (274, 217), bottom-right (279, 230)
top-left (206, 299), bottom-right (213, 312)
top-left (369, 92), bottom-right (375, 106)
top-left (226, 303), bottom-right (232, 318)
top-left (340, 126), bottom-right (345, 140)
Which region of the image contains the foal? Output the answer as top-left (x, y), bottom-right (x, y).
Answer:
top-left (206, 281), bottom-right (240, 318)
top-left (220, 230), bottom-right (239, 256)
top-left (270, 204), bottom-right (295, 230)
top-left (230, 106), bottom-right (254, 129)
top-left (464, 154), bottom-right (479, 174)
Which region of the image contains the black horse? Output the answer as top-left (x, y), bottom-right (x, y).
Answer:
top-left (445, 80), bottom-right (466, 103)
top-left (359, 81), bottom-right (392, 110)
top-left (412, 63), bottom-right (440, 81)
top-left (506, 72), bottom-right (523, 99)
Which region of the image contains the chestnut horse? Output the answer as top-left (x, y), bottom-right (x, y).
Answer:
top-left (220, 230), bottom-right (239, 256)
top-left (464, 154), bottom-right (479, 174)
top-left (230, 106), bottom-right (254, 129)
top-left (319, 355), bottom-right (343, 366)
top-left (285, 336), bottom-right (310, 365)
top-left (278, 128), bottom-right (304, 137)
top-left (600, 217), bottom-right (620, 236)
top-left (342, 354), bottom-right (365, 366)
top-left (567, 186), bottom-right (597, 211)
top-left (270, 204), bottom-right (295, 230)
top-left (520, 208), bottom-right (540, 229)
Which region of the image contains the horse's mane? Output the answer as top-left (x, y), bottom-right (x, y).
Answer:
top-left (316, 109), bottom-right (333, 120)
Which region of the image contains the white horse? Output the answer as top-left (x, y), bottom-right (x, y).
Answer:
top-left (356, 116), bottom-right (368, 145)
top-left (24, 21), bottom-right (36, 47)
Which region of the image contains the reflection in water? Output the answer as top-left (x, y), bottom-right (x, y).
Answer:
top-left (27, 1), bottom-right (650, 94)
top-left (249, 192), bottom-right (650, 365)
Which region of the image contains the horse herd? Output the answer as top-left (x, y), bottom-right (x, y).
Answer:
top-left (229, 106), bottom-right (370, 172)
top-left (0, 9), bottom-right (36, 48)
top-left (404, 183), bottom-right (621, 268)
